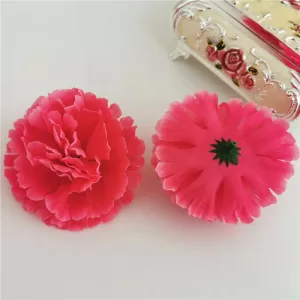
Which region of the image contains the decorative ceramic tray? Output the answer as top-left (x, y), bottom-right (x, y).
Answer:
top-left (170, 0), bottom-right (300, 121)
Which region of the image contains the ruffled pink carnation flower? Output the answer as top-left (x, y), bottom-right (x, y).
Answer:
top-left (152, 91), bottom-right (299, 224)
top-left (4, 89), bottom-right (145, 231)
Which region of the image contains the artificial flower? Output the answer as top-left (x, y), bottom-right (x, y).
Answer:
top-left (4, 89), bottom-right (145, 230)
top-left (152, 91), bottom-right (299, 223)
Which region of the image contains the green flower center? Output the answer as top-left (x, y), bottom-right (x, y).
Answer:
top-left (210, 138), bottom-right (241, 167)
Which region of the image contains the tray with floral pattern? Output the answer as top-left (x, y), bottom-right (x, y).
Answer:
top-left (170, 0), bottom-right (300, 121)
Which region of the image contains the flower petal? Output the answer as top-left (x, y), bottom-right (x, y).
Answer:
top-left (69, 192), bottom-right (89, 220)
top-left (15, 156), bottom-right (60, 201)
top-left (27, 106), bottom-right (47, 130)
top-left (86, 122), bottom-right (110, 160)
top-left (86, 172), bottom-right (127, 217)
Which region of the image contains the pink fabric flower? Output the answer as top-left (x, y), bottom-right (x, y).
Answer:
top-left (4, 89), bottom-right (145, 231)
top-left (206, 46), bottom-right (217, 62)
top-left (288, 0), bottom-right (300, 10)
top-left (221, 49), bottom-right (247, 77)
top-left (152, 91), bottom-right (299, 224)
top-left (240, 73), bottom-right (255, 89)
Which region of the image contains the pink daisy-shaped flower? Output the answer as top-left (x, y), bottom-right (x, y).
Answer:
top-left (4, 89), bottom-right (145, 231)
top-left (152, 91), bottom-right (299, 224)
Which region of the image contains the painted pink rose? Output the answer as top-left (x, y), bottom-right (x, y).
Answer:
top-left (206, 46), bottom-right (217, 62)
top-left (240, 73), bottom-right (255, 89)
top-left (288, 0), bottom-right (300, 10)
top-left (217, 49), bottom-right (226, 61)
top-left (222, 49), bottom-right (247, 77)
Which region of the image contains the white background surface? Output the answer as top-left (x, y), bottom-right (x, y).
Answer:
top-left (1, 1), bottom-right (300, 299)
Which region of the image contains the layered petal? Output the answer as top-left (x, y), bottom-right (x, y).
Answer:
top-left (4, 89), bottom-right (145, 231)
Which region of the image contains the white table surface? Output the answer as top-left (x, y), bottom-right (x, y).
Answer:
top-left (2, 1), bottom-right (300, 299)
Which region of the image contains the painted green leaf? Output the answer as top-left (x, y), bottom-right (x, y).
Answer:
top-left (232, 77), bottom-right (239, 87)
top-left (216, 40), bottom-right (225, 50)
top-left (207, 38), bottom-right (213, 45)
top-left (248, 66), bottom-right (258, 75)
top-left (215, 63), bottom-right (222, 70)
